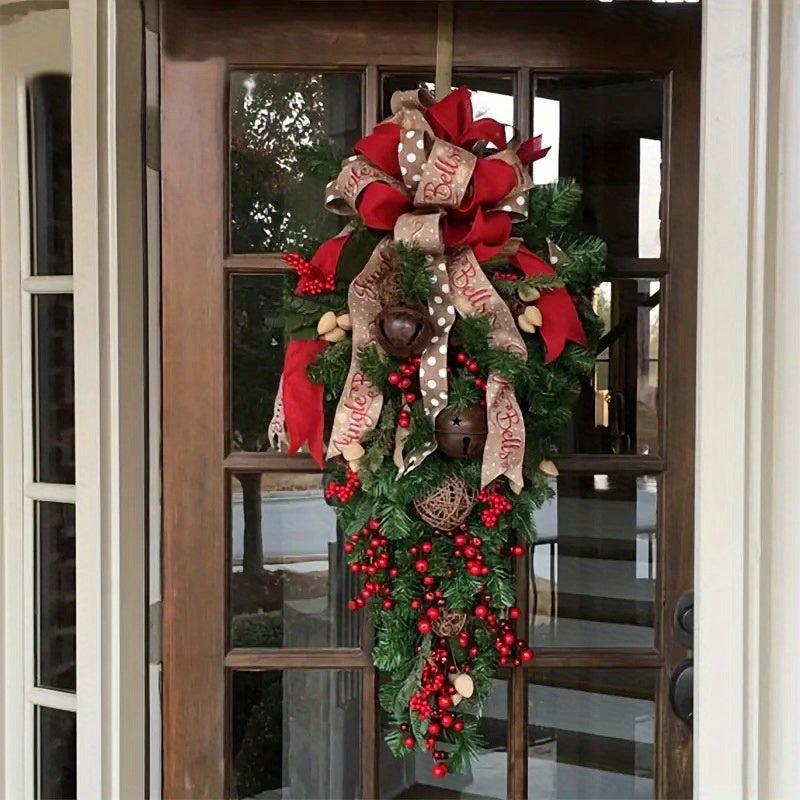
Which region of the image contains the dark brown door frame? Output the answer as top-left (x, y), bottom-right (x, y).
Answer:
top-left (160, 3), bottom-right (699, 798)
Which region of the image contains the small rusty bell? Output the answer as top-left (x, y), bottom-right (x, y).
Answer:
top-left (434, 405), bottom-right (488, 459)
top-left (374, 303), bottom-right (433, 358)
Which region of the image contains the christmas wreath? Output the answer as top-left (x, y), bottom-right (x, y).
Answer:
top-left (269, 86), bottom-right (606, 778)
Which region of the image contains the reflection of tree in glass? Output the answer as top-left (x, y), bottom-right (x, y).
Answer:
top-left (231, 275), bottom-right (287, 575)
top-left (230, 71), bottom-right (334, 254)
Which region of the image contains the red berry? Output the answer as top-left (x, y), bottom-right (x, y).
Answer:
top-left (441, 713), bottom-right (454, 728)
top-left (411, 599), bottom-right (421, 610)
top-left (404, 736), bottom-right (415, 749)
top-left (417, 620), bottom-right (432, 635)
top-left (388, 372), bottom-right (401, 385)
top-left (521, 648), bottom-right (534, 662)
top-left (474, 605), bottom-right (488, 618)
top-left (415, 559), bottom-right (429, 573)
top-left (508, 606), bottom-right (521, 619)
top-left (404, 392), bottom-right (417, 404)
top-left (399, 377), bottom-right (412, 389)
top-left (433, 764), bottom-right (448, 779)
top-left (427, 722), bottom-right (441, 736)
top-left (456, 352), bottom-right (468, 364)
top-left (453, 719), bottom-right (464, 732)
top-left (426, 607), bottom-right (440, 620)
top-left (383, 599), bottom-right (394, 610)
top-left (421, 541), bottom-right (433, 554)
top-left (437, 695), bottom-right (451, 709)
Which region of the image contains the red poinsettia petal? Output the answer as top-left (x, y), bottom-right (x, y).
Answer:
top-left (537, 287), bottom-right (588, 363)
top-left (354, 122), bottom-right (402, 179)
top-left (357, 182), bottom-right (413, 230)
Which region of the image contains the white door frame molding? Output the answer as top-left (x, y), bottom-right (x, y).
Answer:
top-left (1, 1), bottom-right (792, 798)
top-left (696, 1), bottom-right (798, 798)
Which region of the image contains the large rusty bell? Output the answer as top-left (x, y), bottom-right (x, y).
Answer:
top-left (375, 303), bottom-right (434, 359)
top-left (434, 405), bottom-right (488, 459)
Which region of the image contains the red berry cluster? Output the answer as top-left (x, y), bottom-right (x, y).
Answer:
top-left (407, 639), bottom-right (471, 778)
top-left (454, 350), bottom-right (487, 405)
top-left (388, 356), bottom-right (422, 428)
top-left (323, 468), bottom-right (361, 503)
top-left (492, 270), bottom-right (520, 281)
top-left (492, 617), bottom-right (534, 666)
top-left (282, 252), bottom-right (336, 296)
top-left (477, 481), bottom-right (513, 528)
top-left (343, 519), bottom-right (398, 610)
top-left (450, 526), bottom-right (490, 578)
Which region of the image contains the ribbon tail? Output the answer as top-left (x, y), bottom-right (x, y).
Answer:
top-left (282, 339), bottom-right (329, 468)
top-left (268, 375), bottom-right (288, 452)
top-left (482, 374), bottom-right (525, 492)
top-left (326, 240), bottom-right (392, 459)
top-left (537, 287), bottom-right (588, 363)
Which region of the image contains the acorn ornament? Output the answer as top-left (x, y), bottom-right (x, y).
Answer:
top-left (435, 405), bottom-right (488, 460)
top-left (317, 310), bottom-right (352, 342)
top-left (517, 303), bottom-right (543, 334)
top-left (448, 672), bottom-right (475, 699)
top-left (375, 303), bottom-right (434, 358)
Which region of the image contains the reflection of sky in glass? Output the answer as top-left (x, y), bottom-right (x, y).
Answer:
top-left (639, 138), bottom-right (662, 257)
top-left (533, 97), bottom-right (560, 184)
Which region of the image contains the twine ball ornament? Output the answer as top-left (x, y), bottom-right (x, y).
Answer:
top-left (430, 609), bottom-right (468, 638)
top-left (435, 405), bottom-right (489, 460)
top-left (413, 473), bottom-right (476, 531)
top-left (375, 303), bottom-right (434, 358)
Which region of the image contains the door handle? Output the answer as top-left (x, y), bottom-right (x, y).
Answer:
top-left (673, 590), bottom-right (694, 648)
top-left (670, 591), bottom-right (694, 727)
top-left (669, 658), bottom-right (693, 728)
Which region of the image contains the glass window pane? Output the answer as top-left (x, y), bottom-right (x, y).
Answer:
top-left (528, 670), bottom-right (655, 800)
top-left (231, 669), bottom-right (361, 799)
top-left (27, 74), bottom-right (72, 276)
top-left (533, 77), bottom-right (664, 258)
top-left (229, 472), bottom-right (360, 649)
top-left (33, 294), bottom-right (75, 483)
top-left (36, 706), bottom-right (76, 800)
top-left (229, 71), bottom-right (363, 254)
top-left (35, 502), bottom-right (76, 691)
top-left (531, 475), bottom-right (657, 649)
top-left (230, 273), bottom-right (289, 453)
top-left (382, 72), bottom-right (515, 128)
top-left (380, 678), bottom-right (508, 799)
top-left (558, 279), bottom-right (660, 456)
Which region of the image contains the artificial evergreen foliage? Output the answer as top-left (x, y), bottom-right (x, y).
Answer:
top-left (287, 177), bottom-right (605, 773)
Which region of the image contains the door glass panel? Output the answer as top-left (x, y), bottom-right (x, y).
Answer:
top-left (36, 706), bottom-right (76, 800)
top-left (528, 670), bottom-right (655, 800)
top-left (27, 74), bottom-right (72, 276)
top-left (380, 678), bottom-right (508, 799)
top-left (533, 77), bottom-right (664, 258)
top-left (558, 279), bottom-right (660, 456)
top-left (35, 502), bottom-right (76, 691)
top-left (381, 72), bottom-right (515, 128)
top-left (231, 669), bottom-right (361, 799)
top-left (229, 71), bottom-right (363, 254)
top-left (33, 294), bottom-right (75, 483)
top-left (531, 475), bottom-right (657, 649)
top-left (229, 273), bottom-right (290, 453)
top-left (229, 472), bottom-right (359, 649)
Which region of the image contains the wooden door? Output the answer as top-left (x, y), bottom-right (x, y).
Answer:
top-left (160, 3), bottom-right (699, 798)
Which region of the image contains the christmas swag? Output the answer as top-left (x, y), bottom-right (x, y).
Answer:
top-left (269, 86), bottom-right (606, 778)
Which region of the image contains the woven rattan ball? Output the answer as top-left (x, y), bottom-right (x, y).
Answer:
top-left (431, 609), bottom-right (467, 638)
top-left (413, 473), bottom-right (476, 531)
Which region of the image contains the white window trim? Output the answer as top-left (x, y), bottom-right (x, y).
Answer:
top-left (1, 10), bottom-right (73, 799)
top-left (1, 2), bottom-right (147, 798)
